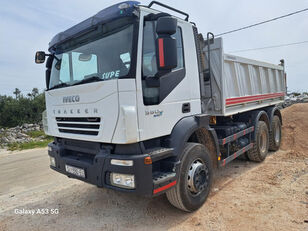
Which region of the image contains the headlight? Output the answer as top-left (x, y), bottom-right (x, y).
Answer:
top-left (110, 173), bottom-right (135, 189)
top-left (48, 146), bottom-right (52, 152)
top-left (49, 156), bottom-right (56, 167)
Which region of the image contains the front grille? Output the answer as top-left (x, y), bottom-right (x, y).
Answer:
top-left (56, 117), bottom-right (100, 136)
top-left (56, 117), bottom-right (100, 122)
top-left (57, 123), bottom-right (99, 129)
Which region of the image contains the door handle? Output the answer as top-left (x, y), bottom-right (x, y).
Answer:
top-left (182, 103), bottom-right (190, 113)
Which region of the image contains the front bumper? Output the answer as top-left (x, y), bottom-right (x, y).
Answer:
top-left (48, 141), bottom-right (176, 196)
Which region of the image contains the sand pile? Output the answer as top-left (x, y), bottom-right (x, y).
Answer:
top-left (280, 103), bottom-right (308, 158)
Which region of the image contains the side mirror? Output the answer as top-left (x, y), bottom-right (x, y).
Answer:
top-left (156, 17), bottom-right (178, 71)
top-left (35, 51), bottom-right (46, 64)
top-left (156, 17), bottom-right (177, 35)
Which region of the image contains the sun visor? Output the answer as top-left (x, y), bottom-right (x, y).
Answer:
top-left (48, 1), bottom-right (140, 50)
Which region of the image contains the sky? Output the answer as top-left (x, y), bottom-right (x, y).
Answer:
top-left (0, 0), bottom-right (307, 96)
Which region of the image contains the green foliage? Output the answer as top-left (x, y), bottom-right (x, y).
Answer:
top-left (13, 88), bottom-right (21, 99)
top-left (291, 92), bottom-right (301, 97)
top-left (26, 130), bottom-right (47, 138)
top-left (0, 88), bottom-right (46, 128)
top-left (7, 138), bottom-right (53, 151)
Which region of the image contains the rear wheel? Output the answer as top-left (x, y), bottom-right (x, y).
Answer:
top-left (269, 115), bottom-right (281, 151)
top-left (166, 143), bottom-right (213, 212)
top-left (247, 121), bottom-right (269, 162)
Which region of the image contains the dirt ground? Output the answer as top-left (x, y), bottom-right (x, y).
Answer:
top-left (0, 104), bottom-right (307, 231)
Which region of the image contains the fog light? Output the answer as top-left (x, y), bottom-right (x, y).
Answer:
top-left (49, 156), bottom-right (56, 167)
top-left (111, 159), bottom-right (133, 166)
top-left (110, 173), bottom-right (135, 189)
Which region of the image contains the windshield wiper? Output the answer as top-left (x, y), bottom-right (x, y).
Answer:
top-left (49, 82), bottom-right (70, 90)
top-left (72, 76), bottom-right (102, 86)
top-left (49, 76), bottom-right (102, 90)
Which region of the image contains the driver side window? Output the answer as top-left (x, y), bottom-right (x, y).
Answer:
top-left (142, 20), bottom-right (184, 105)
top-left (142, 21), bottom-right (158, 78)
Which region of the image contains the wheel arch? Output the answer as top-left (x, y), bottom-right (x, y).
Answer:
top-left (265, 106), bottom-right (282, 130)
top-left (245, 110), bottom-right (270, 140)
top-left (168, 115), bottom-right (220, 168)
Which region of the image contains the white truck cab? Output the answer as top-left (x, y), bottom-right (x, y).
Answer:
top-left (36, 1), bottom-right (285, 212)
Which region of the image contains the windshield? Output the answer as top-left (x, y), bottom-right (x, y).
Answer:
top-left (49, 24), bottom-right (134, 89)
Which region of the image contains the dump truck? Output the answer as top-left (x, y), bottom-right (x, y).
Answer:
top-left (35, 1), bottom-right (286, 212)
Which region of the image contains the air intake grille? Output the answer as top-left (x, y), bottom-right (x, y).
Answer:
top-left (56, 117), bottom-right (100, 136)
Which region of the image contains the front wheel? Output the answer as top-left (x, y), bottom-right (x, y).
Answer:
top-left (166, 143), bottom-right (213, 212)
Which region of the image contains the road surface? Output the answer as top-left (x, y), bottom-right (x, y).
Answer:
top-left (0, 146), bottom-right (307, 231)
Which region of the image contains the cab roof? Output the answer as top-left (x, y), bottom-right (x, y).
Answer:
top-left (48, 1), bottom-right (140, 50)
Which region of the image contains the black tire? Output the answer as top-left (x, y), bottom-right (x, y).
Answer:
top-left (236, 153), bottom-right (249, 161)
top-left (247, 121), bottom-right (269, 162)
top-left (166, 143), bottom-right (213, 212)
top-left (269, 115), bottom-right (281, 151)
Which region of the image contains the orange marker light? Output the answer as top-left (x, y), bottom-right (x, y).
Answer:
top-left (210, 116), bottom-right (217, 125)
top-left (144, 156), bottom-right (152, 165)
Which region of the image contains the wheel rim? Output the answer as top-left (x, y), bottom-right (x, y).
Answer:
top-left (187, 159), bottom-right (209, 196)
top-left (274, 123), bottom-right (280, 144)
top-left (259, 129), bottom-right (267, 153)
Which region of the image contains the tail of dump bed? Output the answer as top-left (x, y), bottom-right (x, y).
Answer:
top-left (198, 37), bottom-right (286, 116)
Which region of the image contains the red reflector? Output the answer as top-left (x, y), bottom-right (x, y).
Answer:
top-left (158, 38), bottom-right (165, 67)
top-left (153, 180), bottom-right (176, 194)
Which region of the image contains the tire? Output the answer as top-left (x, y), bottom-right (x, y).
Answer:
top-left (269, 115), bottom-right (281, 151)
top-left (247, 121), bottom-right (269, 162)
top-left (166, 143), bottom-right (213, 212)
top-left (237, 153), bottom-right (249, 161)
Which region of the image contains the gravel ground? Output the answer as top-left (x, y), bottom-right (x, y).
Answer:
top-left (0, 104), bottom-right (307, 231)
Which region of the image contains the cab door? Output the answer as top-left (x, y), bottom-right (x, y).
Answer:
top-left (135, 11), bottom-right (201, 142)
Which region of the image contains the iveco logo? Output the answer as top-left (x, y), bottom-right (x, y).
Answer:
top-left (63, 95), bottom-right (80, 103)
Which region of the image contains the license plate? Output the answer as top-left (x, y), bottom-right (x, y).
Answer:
top-left (65, 165), bottom-right (85, 178)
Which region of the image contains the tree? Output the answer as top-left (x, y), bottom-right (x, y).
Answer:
top-left (31, 88), bottom-right (39, 98)
top-left (13, 88), bottom-right (21, 99)
top-left (0, 88), bottom-right (46, 128)
top-left (27, 88), bottom-right (39, 99)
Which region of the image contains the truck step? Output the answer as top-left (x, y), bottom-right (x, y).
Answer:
top-left (153, 172), bottom-right (177, 195)
top-left (147, 147), bottom-right (174, 162)
top-left (153, 172), bottom-right (176, 185)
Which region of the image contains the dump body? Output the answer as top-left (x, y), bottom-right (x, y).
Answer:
top-left (201, 38), bottom-right (286, 116)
